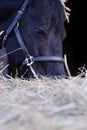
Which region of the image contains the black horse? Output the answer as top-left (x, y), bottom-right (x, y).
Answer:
top-left (0, 0), bottom-right (69, 78)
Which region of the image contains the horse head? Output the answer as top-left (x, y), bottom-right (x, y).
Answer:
top-left (1, 0), bottom-right (70, 78)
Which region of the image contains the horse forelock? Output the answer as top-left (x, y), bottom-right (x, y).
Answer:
top-left (30, 0), bottom-right (70, 22)
top-left (60, 0), bottom-right (71, 22)
top-left (27, 0), bottom-right (67, 37)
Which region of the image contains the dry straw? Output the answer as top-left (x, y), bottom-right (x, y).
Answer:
top-left (0, 72), bottom-right (87, 130)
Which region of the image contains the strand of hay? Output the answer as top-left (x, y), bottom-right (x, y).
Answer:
top-left (0, 74), bottom-right (87, 130)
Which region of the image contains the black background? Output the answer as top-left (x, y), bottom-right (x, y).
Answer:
top-left (63, 0), bottom-right (86, 76)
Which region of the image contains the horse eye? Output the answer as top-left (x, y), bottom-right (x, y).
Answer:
top-left (35, 29), bottom-right (45, 35)
top-left (35, 29), bottom-right (47, 38)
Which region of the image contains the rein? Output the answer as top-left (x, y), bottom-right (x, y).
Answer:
top-left (2, 0), bottom-right (71, 78)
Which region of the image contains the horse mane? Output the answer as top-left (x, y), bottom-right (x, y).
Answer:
top-left (60, 0), bottom-right (70, 22)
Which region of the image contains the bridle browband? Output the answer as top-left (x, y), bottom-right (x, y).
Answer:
top-left (2, 0), bottom-right (70, 78)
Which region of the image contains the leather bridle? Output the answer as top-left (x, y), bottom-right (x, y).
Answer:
top-left (2, 0), bottom-right (71, 78)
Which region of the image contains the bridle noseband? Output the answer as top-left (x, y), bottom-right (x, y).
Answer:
top-left (2, 0), bottom-right (71, 78)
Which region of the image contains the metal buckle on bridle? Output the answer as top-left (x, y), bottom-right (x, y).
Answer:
top-left (25, 55), bottom-right (34, 66)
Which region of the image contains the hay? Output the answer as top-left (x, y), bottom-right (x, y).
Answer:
top-left (0, 74), bottom-right (87, 130)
